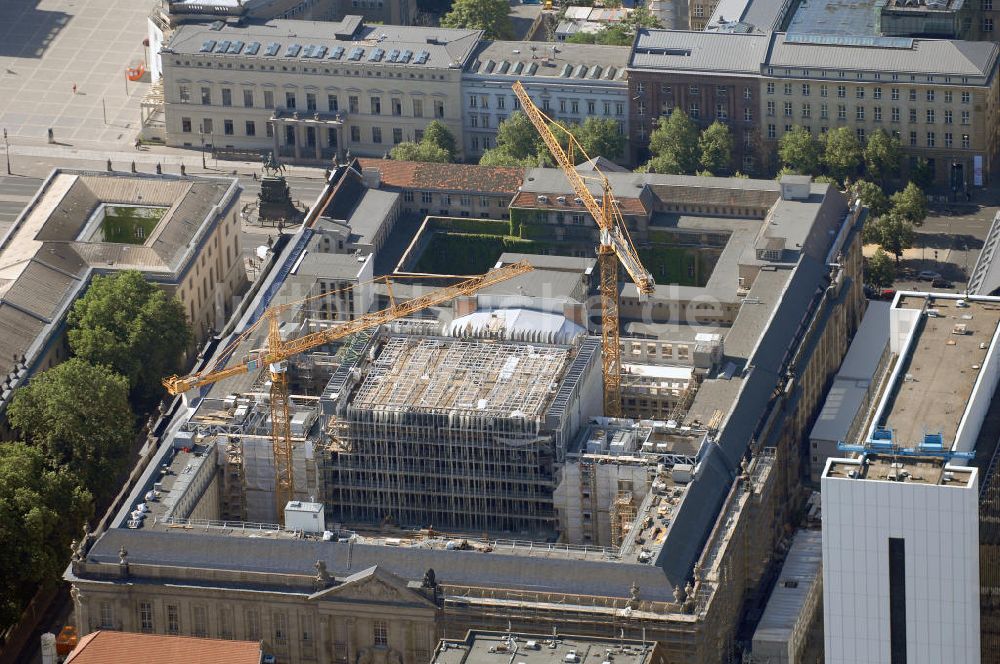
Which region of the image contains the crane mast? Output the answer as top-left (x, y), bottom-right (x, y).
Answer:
top-left (511, 80), bottom-right (654, 417)
top-left (164, 259), bottom-right (533, 522)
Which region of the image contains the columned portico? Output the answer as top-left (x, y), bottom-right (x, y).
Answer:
top-left (270, 108), bottom-right (345, 164)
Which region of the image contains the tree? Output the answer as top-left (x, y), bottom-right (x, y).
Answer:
top-left (421, 121), bottom-right (457, 160)
top-left (441, 0), bottom-right (513, 39)
top-left (594, 25), bottom-right (633, 45)
top-left (854, 180), bottom-right (890, 218)
top-left (493, 112), bottom-right (545, 161)
top-left (909, 157), bottom-right (935, 190)
top-left (643, 110), bottom-right (699, 174)
top-left (390, 140), bottom-right (451, 163)
top-left (0, 443), bottom-right (92, 628)
top-left (67, 270), bottom-right (191, 405)
top-left (573, 117), bottom-right (625, 161)
top-left (778, 126), bottom-right (823, 175)
top-left (868, 212), bottom-right (915, 263)
top-left (622, 6), bottom-right (663, 29)
top-left (8, 359), bottom-right (134, 499)
top-left (865, 248), bottom-right (896, 289)
top-left (479, 147), bottom-right (540, 167)
top-left (822, 127), bottom-right (863, 184)
top-left (566, 32), bottom-right (597, 44)
top-left (863, 129), bottom-right (902, 184)
top-left (699, 121), bottom-right (733, 174)
top-left (890, 182), bottom-right (928, 227)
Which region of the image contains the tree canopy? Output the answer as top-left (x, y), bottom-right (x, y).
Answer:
top-left (822, 127), bottom-right (863, 184)
top-left (854, 180), bottom-right (890, 218)
top-left (389, 140), bottom-right (451, 163)
top-left (863, 129), bottom-right (902, 184)
top-left (890, 182), bottom-right (929, 227)
top-left (642, 109), bottom-right (700, 174)
top-left (441, 0), bottom-right (514, 39)
top-left (421, 120), bottom-right (458, 159)
top-left (866, 212), bottom-right (915, 263)
top-left (8, 358), bottom-right (134, 499)
top-left (865, 248), bottom-right (896, 289)
top-left (777, 126), bottom-right (823, 175)
top-left (67, 270), bottom-right (190, 404)
top-left (698, 121), bottom-right (733, 175)
top-left (0, 443), bottom-right (92, 627)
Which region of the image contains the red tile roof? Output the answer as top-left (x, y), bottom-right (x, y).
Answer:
top-left (511, 191), bottom-right (648, 217)
top-left (65, 631), bottom-right (262, 664)
top-left (357, 159), bottom-right (525, 195)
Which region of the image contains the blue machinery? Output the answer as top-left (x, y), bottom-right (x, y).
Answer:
top-left (837, 426), bottom-right (975, 462)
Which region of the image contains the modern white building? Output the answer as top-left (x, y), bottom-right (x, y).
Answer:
top-left (460, 41), bottom-right (629, 160)
top-left (821, 453), bottom-right (980, 664)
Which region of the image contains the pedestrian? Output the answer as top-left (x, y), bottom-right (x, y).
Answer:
top-left (72, 83), bottom-right (77, 95)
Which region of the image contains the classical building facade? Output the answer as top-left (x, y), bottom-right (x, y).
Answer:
top-left (460, 41), bottom-right (630, 160)
top-left (160, 17), bottom-right (480, 162)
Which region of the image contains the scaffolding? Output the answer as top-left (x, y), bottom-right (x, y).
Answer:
top-left (220, 436), bottom-right (247, 522)
top-left (321, 335), bottom-right (595, 535)
top-left (609, 491), bottom-right (637, 548)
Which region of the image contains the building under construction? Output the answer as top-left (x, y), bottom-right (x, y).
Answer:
top-left (67, 167), bottom-right (868, 664)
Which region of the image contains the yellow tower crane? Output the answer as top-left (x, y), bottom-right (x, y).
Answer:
top-left (511, 80), bottom-right (655, 417)
top-left (163, 260), bottom-right (533, 522)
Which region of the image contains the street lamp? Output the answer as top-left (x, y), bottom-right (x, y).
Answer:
top-left (199, 125), bottom-right (206, 169)
top-left (3, 129), bottom-right (9, 175)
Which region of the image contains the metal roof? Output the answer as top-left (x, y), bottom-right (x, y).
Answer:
top-left (752, 529), bottom-right (822, 650)
top-left (629, 29), bottom-right (770, 74)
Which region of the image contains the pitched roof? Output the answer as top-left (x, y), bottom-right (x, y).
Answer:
top-left (65, 631), bottom-right (261, 664)
top-left (629, 29), bottom-right (770, 74)
top-left (356, 159), bottom-right (525, 195)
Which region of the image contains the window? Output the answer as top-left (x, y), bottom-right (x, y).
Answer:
top-left (285, 92), bottom-right (296, 109)
top-left (201, 86), bottom-right (211, 105)
top-left (891, 107), bottom-right (900, 123)
top-left (221, 88), bottom-right (232, 106)
top-left (469, 95), bottom-right (477, 108)
top-left (636, 82), bottom-right (645, 93)
top-left (767, 123), bottom-right (776, 139)
top-left (985, 0), bottom-right (994, 9)
top-left (219, 608), bottom-right (234, 640)
top-left (926, 109), bottom-right (935, 123)
top-left (132, 601), bottom-right (152, 632)
top-left (689, 102), bottom-right (699, 119)
top-left (961, 110), bottom-right (970, 124)
top-left (945, 132), bottom-right (953, 147)
top-left (837, 104), bottom-right (846, 120)
top-left (181, 117), bottom-right (192, 133)
top-left (499, 95), bottom-right (507, 109)
top-left (873, 86), bottom-right (882, 100)
top-left (820, 84), bottom-right (828, 97)
top-left (802, 83), bottom-right (810, 96)
top-left (274, 612), bottom-right (288, 646)
top-left (246, 609), bottom-right (261, 641)
top-left (856, 105), bottom-right (864, 120)
top-left (891, 87), bottom-right (900, 100)
top-left (224, 119), bottom-right (234, 135)
top-left (744, 106), bottom-right (753, 122)
top-left (470, 115), bottom-right (478, 128)
top-left (264, 90), bottom-right (274, 109)
top-left (767, 100), bottom-right (775, 116)
top-left (392, 128), bottom-right (402, 144)
top-left (985, 17), bottom-right (994, 32)
top-left (689, 85), bottom-right (699, 95)
top-left (242, 120), bottom-right (255, 137)
top-left (744, 87), bottom-right (752, 100)
top-left (413, 98), bottom-right (423, 117)
top-left (350, 125), bottom-right (360, 142)
top-left (926, 89), bottom-right (935, 102)
top-left (766, 82), bottom-right (775, 95)
top-left (306, 92), bottom-right (316, 111)
top-left (962, 133), bottom-right (970, 148)
top-left (370, 97), bottom-right (381, 114)
top-left (435, 100), bottom-right (445, 118)
top-left (603, 102), bottom-right (611, 115)
top-left (945, 90), bottom-right (953, 103)
top-left (179, 85), bottom-right (191, 103)
top-left (266, 121), bottom-right (273, 138)
top-left (243, 89), bottom-right (253, 107)
top-left (616, 102), bottom-right (624, 116)
top-left (571, 100), bottom-right (579, 114)
top-left (716, 85), bottom-right (727, 97)
top-left (716, 103), bottom-right (727, 120)
top-left (926, 131), bottom-right (935, 147)
top-left (888, 538), bottom-right (906, 664)
top-left (783, 83), bottom-right (792, 95)
top-left (784, 101), bottom-right (792, 117)
top-left (349, 96), bottom-right (359, 113)
top-left (373, 620), bottom-right (388, 647)
top-left (820, 103), bottom-right (828, 119)
top-left (801, 103), bottom-right (811, 118)
top-left (421, 191), bottom-right (432, 204)
top-left (874, 106), bottom-right (882, 122)
top-left (910, 130), bottom-right (917, 146)
top-left (559, 99), bottom-right (566, 113)
top-left (202, 118), bottom-right (213, 134)
top-left (909, 108), bottom-right (917, 123)
top-left (100, 602), bottom-right (115, 629)
top-left (856, 127), bottom-right (865, 142)
top-left (167, 605), bottom-right (180, 635)
top-left (837, 85), bottom-right (846, 98)
top-left (587, 100), bottom-right (595, 114)
top-left (327, 94), bottom-right (339, 112)
top-left (637, 101), bottom-right (645, 116)
top-left (856, 86), bottom-right (864, 99)
top-left (193, 605), bottom-right (208, 638)
top-left (372, 127), bottom-right (381, 143)
top-left (945, 110), bottom-right (953, 124)
top-left (908, 89), bottom-right (917, 102)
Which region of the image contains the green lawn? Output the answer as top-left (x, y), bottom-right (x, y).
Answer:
top-left (413, 232), bottom-right (563, 275)
top-left (637, 245), bottom-right (719, 287)
top-left (99, 206), bottom-right (166, 244)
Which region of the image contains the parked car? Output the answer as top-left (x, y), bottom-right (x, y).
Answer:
top-left (878, 288), bottom-right (897, 300)
top-left (931, 278), bottom-right (954, 289)
top-left (917, 270), bottom-right (942, 281)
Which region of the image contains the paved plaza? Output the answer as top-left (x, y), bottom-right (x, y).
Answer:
top-left (0, 0), bottom-right (155, 148)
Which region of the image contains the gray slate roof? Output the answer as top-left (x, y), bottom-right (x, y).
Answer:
top-left (629, 29), bottom-right (770, 74)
